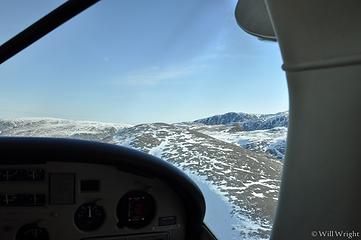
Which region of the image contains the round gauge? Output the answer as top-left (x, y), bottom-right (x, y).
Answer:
top-left (117, 190), bottom-right (156, 229)
top-left (74, 202), bottom-right (105, 231)
top-left (16, 224), bottom-right (49, 240)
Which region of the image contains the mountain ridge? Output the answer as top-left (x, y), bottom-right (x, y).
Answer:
top-left (194, 111), bottom-right (288, 131)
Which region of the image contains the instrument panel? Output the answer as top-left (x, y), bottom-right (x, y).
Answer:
top-left (0, 162), bottom-right (186, 240)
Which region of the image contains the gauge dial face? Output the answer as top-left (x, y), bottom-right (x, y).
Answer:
top-left (74, 202), bottom-right (105, 231)
top-left (117, 191), bottom-right (156, 229)
top-left (16, 224), bottom-right (49, 240)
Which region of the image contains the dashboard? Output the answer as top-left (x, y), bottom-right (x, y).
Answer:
top-left (0, 137), bottom-right (207, 240)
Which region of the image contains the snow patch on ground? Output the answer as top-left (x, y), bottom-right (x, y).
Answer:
top-left (180, 170), bottom-right (271, 240)
top-left (148, 138), bottom-right (169, 158)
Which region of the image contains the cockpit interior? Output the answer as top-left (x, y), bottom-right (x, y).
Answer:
top-left (1, 0), bottom-right (360, 240)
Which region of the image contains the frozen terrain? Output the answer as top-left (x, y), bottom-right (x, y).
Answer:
top-left (0, 118), bottom-right (130, 142)
top-left (115, 123), bottom-right (282, 239)
top-left (194, 111), bottom-right (288, 131)
top-left (191, 111), bottom-right (288, 160)
top-left (183, 123), bottom-right (287, 160)
top-left (0, 112), bottom-right (287, 239)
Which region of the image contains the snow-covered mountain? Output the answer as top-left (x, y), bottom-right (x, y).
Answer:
top-left (191, 111), bottom-right (288, 159)
top-left (0, 114), bottom-right (286, 239)
top-left (184, 123), bottom-right (288, 160)
top-left (0, 118), bottom-right (130, 142)
top-left (194, 111), bottom-right (288, 131)
top-left (114, 123), bottom-right (282, 239)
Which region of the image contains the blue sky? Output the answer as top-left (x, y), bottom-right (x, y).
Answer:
top-left (0, 0), bottom-right (288, 124)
